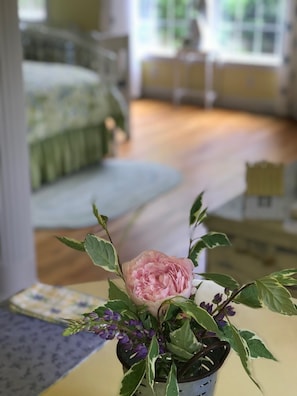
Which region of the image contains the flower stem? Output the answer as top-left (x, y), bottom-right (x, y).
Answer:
top-left (213, 282), bottom-right (255, 319)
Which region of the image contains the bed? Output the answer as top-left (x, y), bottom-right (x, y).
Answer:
top-left (20, 23), bottom-right (129, 190)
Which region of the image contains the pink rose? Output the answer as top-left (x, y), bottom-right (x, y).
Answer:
top-left (122, 250), bottom-right (194, 317)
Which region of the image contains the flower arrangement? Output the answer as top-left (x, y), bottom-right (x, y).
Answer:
top-left (59, 192), bottom-right (297, 396)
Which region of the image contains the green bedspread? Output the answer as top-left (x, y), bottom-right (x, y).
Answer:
top-left (23, 61), bottom-right (127, 189)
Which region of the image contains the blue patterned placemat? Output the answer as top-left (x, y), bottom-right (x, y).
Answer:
top-left (0, 305), bottom-right (104, 396)
top-left (9, 282), bottom-right (105, 324)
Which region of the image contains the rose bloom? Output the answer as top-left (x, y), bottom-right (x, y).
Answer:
top-left (122, 250), bottom-right (195, 316)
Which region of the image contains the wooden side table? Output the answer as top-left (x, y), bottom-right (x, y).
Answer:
top-left (173, 49), bottom-right (216, 108)
top-left (204, 194), bottom-right (297, 296)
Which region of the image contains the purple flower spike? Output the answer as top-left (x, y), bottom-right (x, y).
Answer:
top-left (225, 305), bottom-right (236, 317)
top-left (97, 329), bottom-right (109, 339)
top-left (200, 302), bottom-right (213, 314)
top-left (134, 344), bottom-right (148, 359)
top-left (113, 312), bottom-right (121, 321)
top-left (89, 312), bottom-right (99, 320)
top-left (103, 309), bottom-right (114, 321)
top-left (108, 324), bottom-right (117, 332)
top-left (212, 293), bottom-right (223, 304)
top-left (144, 329), bottom-right (156, 338)
top-left (92, 325), bottom-right (101, 333)
top-left (117, 333), bottom-right (130, 344)
top-left (214, 311), bottom-right (227, 327)
top-left (128, 319), bottom-right (143, 329)
top-left (135, 329), bottom-right (144, 339)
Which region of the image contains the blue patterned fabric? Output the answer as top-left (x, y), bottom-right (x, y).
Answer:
top-left (0, 304), bottom-right (104, 396)
top-left (9, 282), bottom-right (105, 324)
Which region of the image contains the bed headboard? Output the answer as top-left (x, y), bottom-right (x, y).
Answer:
top-left (19, 22), bottom-right (118, 84)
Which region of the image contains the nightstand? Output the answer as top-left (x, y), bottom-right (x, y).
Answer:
top-left (173, 49), bottom-right (216, 108)
top-left (204, 194), bottom-right (297, 297)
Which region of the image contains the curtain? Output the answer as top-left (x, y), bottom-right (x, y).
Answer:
top-left (129, 0), bottom-right (143, 98)
top-left (277, 0), bottom-right (297, 118)
top-left (99, 0), bottom-right (142, 98)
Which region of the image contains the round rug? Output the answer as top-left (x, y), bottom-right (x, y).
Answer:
top-left (31, 158), bottom-right (182, 228)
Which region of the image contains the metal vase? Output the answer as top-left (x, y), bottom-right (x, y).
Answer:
top-left (117, 337), bottom-right (230, 396)
top-left (135, 372), bottom-right (217, 395)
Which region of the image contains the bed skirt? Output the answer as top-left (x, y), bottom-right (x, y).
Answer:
top-left (29, 119), bottom-right (122, 190)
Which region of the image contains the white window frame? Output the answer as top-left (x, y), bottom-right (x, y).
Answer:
top-left (214, 0), bottom-right (286, 64)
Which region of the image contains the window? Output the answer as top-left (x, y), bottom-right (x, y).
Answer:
top-left (216, 0), bottom-right (285, 60)
top-left (138, 0), bottom-right (285, 61)
top-left (257, 196), bottom-right (272, 207)
top-left (18, 0), bottom-right (47, 22)
top-left (138, 0), bottom-right (197, 55)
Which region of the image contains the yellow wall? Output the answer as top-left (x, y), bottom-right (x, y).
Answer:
top-left (142, 58), bottom-right (174, 91)
top-left (47, 0), bottom-right (100, 31)
top-left (142, 57), bottom-right (279, 110)
top-left (216, 64), bottom-right (278, 100)
top-left (143, 57), bottom-right (206, 91)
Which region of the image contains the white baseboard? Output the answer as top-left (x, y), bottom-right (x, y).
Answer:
top-left (217, 96), bottom-right (276, 115)
top-left (142, 87), bottom-right (277, 115)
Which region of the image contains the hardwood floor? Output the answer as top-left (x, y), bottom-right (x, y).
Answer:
top-left (35, 99), bottom-right (297, 286)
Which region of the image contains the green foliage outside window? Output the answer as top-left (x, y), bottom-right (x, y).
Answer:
top-left (18, 0), bottom-right (45, 9)
top-left (153, 0), bottom-right (281, 56)
top-left (156, 0), bottom-right (195, 49)
top-left (218, 0), bottom-right (281, 56)
top-left (18, 0), bottom-right (46, 21)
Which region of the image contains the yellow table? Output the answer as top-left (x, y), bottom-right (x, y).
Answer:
top-left (42, 281), bottom-right (297, 396)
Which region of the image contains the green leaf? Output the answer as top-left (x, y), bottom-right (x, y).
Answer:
top-left (167, 320), bottom-right (202, 361)
top-left (200, 272), bottom-right (240, 291)
top-left (166, 342), bottom-right (194, 362)
top-left (165, 363), bottom-right (179, 396)
top-left (189, 232), bottom-right (231, 266)
top-left (170, 320), bottom-right (202, 354)
top-left (240, 330), bottom-right (277, 361)
top-left (138, 309), bottom-right (159, 331)
top-left (270, 269), bottom-right (297, 287)
top-left (162, 304), bottom-right (180, 322)
top-left (108, 279), bottom-right (134, 309)
top-left (56, 236), bottom-right (85, 252)
top-left (146, 336), bottom-right (159, 393)
top-left (255, 277), bottom-right (297, 315)
top-left (171, 299), bottom-right (219, 333)
top-left (84, 234), bottom-right (120, 274)
top-left (103, 300), bottom-right (138, 318)
top-left (224, 324), bottom-right (261, 391)
top-left (120, 359), bottom-right (146, 396)
top-left (189, 192), bottom-right (207, 225)
top-left (188, 240), bottom-right (208, 265)
top-left (92, 204), bottom-right (109, 228)
top-left (235, 283), bottom-right (262, 308)
top-left (200, 232), bottom-right (231, 249)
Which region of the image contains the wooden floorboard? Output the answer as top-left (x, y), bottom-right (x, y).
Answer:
top-left (34, 99), bottom-right (297, 285)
